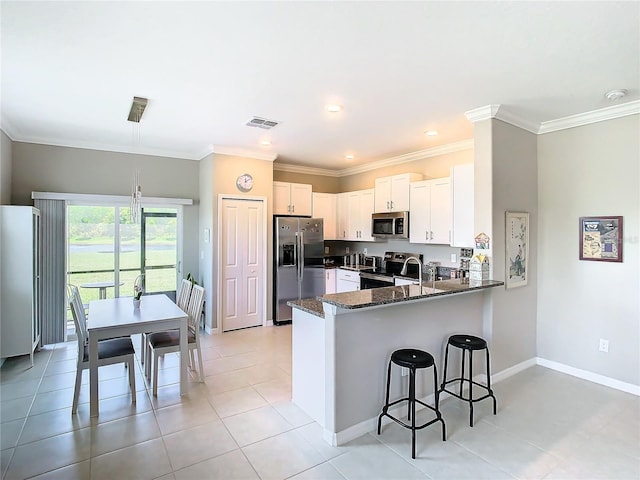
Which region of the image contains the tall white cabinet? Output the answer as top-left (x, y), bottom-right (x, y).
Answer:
top-left (1, 206), bottom-right (41, 364)
top-left (312, 192), bottom-right (337, 240)
top-left (409, 178), bottom-right (451, 244)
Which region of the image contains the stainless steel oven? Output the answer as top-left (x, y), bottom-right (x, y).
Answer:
top-left (359, 272), bottom-right (394, 290)
top-left (359, 251), bottom-right (423, 290)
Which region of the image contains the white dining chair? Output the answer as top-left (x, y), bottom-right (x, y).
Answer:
top-left (177, 278), bottom-right (193, 310)
top-left (67, 284), bottom-right (136, 414)
top-left (146, 284), bottom-right (205, 395)
top-left (140, 278), bottom-right (193, 367)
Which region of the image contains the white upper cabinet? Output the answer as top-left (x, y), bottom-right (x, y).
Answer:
top-left (336, 193), bottom-right (349, 240)
top-left (273, 181), bottom-right (312, 216)
top-left (337, 189), bottom-right (376, 241)
top-left (450, 164), bottom-right (475, 248)
top-left (312, 192), bottom-right (337, 240)
top-left (409, 178), bottom-right (451, 244)
top-left (374, 173), bottom-right (423, 213)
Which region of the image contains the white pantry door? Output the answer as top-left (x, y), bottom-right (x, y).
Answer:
top-left (221, 198), bottom-right (265, 331)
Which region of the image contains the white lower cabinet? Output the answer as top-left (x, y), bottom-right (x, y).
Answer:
top-left (336, 268), bottom-right (359, 293)
top-left (325, 268), bottom-right (337, 294)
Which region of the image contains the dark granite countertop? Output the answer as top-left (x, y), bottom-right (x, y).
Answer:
top-left (288, 298), bottom-right (325, 318)
top-left (318, 279), bottom-right (504, 310)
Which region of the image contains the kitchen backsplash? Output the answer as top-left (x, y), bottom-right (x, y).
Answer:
top-left (324, 239), bottom-right (464, 268)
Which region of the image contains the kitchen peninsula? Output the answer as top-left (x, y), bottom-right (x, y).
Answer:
top-left (289, 279), bottom-right (503, 446)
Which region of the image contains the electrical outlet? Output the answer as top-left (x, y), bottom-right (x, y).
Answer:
top-left (599, 338), bottom-right (609, 353)
top-left (363, 248), bottom-right (368, 255)
top-left (451, 253), bottom-right (457, 263)
top-left (345, 247), bottom-right (350, 254)
top-left (401, 367), bottom-right (409, 377)
top-left (324, 246), bottom-right (329, 254)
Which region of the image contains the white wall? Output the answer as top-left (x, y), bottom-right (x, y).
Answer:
top-left (537, 114), bottom-right (639, 386)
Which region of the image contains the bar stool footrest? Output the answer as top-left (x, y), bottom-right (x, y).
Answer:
top-left (380, 397), bottom-right (443, 431)
top-left (440, 378), bottom-right (495, 403)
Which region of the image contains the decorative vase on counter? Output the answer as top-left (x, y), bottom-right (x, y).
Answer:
top-left (133, 298), bottom-right (141, 309)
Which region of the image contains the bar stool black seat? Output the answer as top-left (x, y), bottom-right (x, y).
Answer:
top-left (377, 348), bottom-right (446, 459)
top-left (439, 334), bottom-right (497, 427)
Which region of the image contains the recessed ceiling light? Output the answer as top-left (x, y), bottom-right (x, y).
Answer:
top-left (425, 130), bottom-right (438, 136)
top-left (260, 140), bottom-right (271, 146)
top-left (605, 89), bottom-right (627, 101)
top-left (327, 104), bottom-right (342, 113)
top-left (345, 154), bottom-right (354, 160)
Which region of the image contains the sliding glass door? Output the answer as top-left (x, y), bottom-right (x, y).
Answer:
top-left (141, 209), bottom-right (178, 299)
top-left (67, 204), bottom-right (180, 305)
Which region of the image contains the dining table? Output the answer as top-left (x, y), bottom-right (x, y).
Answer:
top-left (87, 294), bottom-right (188, 417)
top-left (81, 281), bottom-right (125, 299)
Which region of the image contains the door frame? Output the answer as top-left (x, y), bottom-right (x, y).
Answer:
top-left (216, 194), bottom-right (268, 333)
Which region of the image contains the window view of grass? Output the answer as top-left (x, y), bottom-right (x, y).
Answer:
top-left (67, 205), bottom-right (178, 323)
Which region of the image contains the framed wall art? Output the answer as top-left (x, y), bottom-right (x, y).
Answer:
top-left (506, 211), bottom-right (529, 289)
top-left (579, 216), bottom-right (623, 262)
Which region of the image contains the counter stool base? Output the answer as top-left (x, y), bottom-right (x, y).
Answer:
top-left (439, 334), bottom-right (497, 427)
top-left (377, 349), bottom-right (446, 459)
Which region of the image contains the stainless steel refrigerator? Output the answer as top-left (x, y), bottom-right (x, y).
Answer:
top-left (274, 216), bottom-right (324, 325)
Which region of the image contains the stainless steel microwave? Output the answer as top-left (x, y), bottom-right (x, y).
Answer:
top-left (371, 211), bottom-right (409, 239)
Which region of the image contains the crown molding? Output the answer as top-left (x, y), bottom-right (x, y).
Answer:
top-left (494, 107), bottom-right (540, 133)
top-left (3, 131), bottom-right (202, 161)
top-left (465, 104), bottom-right (538, 133)
top-left (339, 140), bottom-right (474, 176)
top-left (538, 100), bottom-right (640, 134)
top-left (464, 105), bottom-right (501, 123)
top-left (212, 145), bottom-right (277, 162)
top-left (273, 162), bottom-right (341, 177)
top-left (0, 120), bottom-right (19, 141)
top-left (274, 140), bottom-right (474, 178)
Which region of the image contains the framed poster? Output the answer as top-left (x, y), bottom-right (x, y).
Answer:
top-left (506, 211), bottom-right (529, 289)
top-left (579, 216), bottom-right (623, 262)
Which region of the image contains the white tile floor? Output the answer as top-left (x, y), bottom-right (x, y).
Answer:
top-left (1, 324), bottom-right (638, 479)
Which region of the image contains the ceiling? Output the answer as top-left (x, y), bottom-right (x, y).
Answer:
top-left (2, 1), bottom-right (638, 171)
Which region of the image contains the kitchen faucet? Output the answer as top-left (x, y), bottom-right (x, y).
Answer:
top-left (400, 256), bottom-right (423, 286)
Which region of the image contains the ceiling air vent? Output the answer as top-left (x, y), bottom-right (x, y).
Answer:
top-left (245, 116), bottom-right (280, 129)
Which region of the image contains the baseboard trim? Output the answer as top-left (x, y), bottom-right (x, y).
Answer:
top-left (324, 356), bottom-right (640, 446)
top-left (536, 357), bottom-right (640, 396)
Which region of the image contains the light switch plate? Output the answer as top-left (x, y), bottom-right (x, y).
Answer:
top-left (451, 253), bottom-right (457, 263)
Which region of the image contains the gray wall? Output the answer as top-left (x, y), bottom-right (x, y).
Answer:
top-left (537, 114), bottom-right (639, 386)
top-left (0, 131), bottom-right (12, 204)
top-left (11, 142), bottom-right (201, 280)
top-left (471, 119), bottom-right (539, 374)
top-left (490, 120), bottom-right (539, 373)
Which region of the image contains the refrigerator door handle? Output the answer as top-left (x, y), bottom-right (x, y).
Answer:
top-left (293, 233), bottom-right (299, 276)
top-left (299, 231), bottom-right (305, 281)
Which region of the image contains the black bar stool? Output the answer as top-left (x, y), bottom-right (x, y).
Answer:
top-left (439, 334), bottom-right (497, 427)
top-left (377, 348), bottom-right (446, 459)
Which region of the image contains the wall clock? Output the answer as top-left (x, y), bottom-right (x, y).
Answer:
top-left (236, 173), bottom-right (254, 192)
